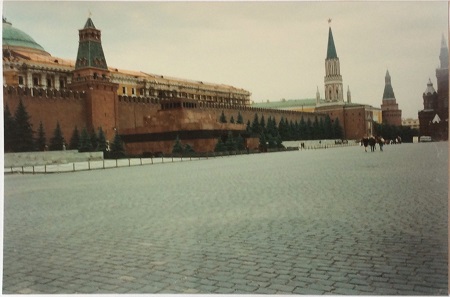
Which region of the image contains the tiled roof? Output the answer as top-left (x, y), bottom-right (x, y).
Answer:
top-left (110, 68), bottom-right (250, 93)
top-left (7, 49), bottom-right (75, 69)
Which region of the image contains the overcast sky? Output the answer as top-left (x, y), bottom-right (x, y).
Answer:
top-left (2, 1), bottom-right (448, 119)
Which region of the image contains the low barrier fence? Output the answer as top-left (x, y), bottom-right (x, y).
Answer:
top-left (5, 142), bottom-right (358, 174)
top-left (5, 156), bottom-right (206, 174)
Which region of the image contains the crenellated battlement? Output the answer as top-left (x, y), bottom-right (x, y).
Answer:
top-left (118, 95), bottom-right (161, 105)
top-left (117, 93), bottom-right (321, 118)
top-left (197, 101), bottom-right (320, 117)
top-left (3, 85), bottom-right (86, 100)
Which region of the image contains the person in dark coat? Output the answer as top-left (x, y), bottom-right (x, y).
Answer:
top-left (377, 137), bottom-right (384, 152)
top-left (368, 136), bottom-right (376, 152)
top-left (362, 136), bottom-right (369, 152)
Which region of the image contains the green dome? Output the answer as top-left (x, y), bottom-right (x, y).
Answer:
top-left (2, 18), bottom-right (47, 53)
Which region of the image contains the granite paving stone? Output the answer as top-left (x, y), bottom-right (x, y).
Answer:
top-left (3, 143), bottom-right (448, 294)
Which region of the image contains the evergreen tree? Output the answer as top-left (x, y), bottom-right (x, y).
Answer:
top-left (97, 127), bottom-right (108, 152)
top-left (333, 118), bottom-right (343, 139)
top-left (306, 118), bottom-right (313, 140)
top-left (318, 117), bottom-right (325, 139)
top-left (324, 115), bottom-right (333, 139)
top-left (237, 112), bottom-right (244, 124)
top-left (35, 121), bottom-right (46, 151)
top-left (49, 121), bottom-right (65, 151)
top-left (246, 120), bottom-right (252, 133)
top-left (214, 137), bottom-right (227, 152)
top-left (288, 120), bottom-right (295, 140)
top-left (184, 143), bottom-right (195, 154)
top-left (4, 104), bottom-right (15, 152)
top-left (90, 130), bottom-right (99, 151)
top-left (292, 120), bottom-right (300, 140)
top-left (299, 116), bottom-right (307, 140)
top-left (275, 131), bottom-right (284, 148)
top-left (69, 126), bottom-right (80, 150)
top-left (259, 114), bottom-right (266, 135)
top-left (296, 120), bottom-right (302, 140)
top-left (266, 116), bottom-right (277, 139)
top-left (225, 131), bottom-right (237, 152)
top-left (230, 115), bottom-right (235, 124)
top-left (172, 135), bottom-right (184, 155)
top-left (236, 134), bottom-right (245, 151)
top-left (13, 99), bottom-right (34, 152)
top-left (312, 116), bottom-right (320, 140)
top-left (259, 133), bottom-right (267, 151)
top-left (78, 127), bottom-right (93, 152)
top-left (110, 130), bottom-right (125, 158)
top-left (267, 134), bottom-right (276, 149)
top-left (251, 113), bottom-right (260, 133)
top-left (219, 111), bottom-right (227, 123)
top-left (278, 117), bottom-right (288, 140)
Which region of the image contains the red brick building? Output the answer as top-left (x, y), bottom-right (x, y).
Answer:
top-left (418, 35), bottom-right (449, 141)
top-left (3, 17), bottom-right (321, 155)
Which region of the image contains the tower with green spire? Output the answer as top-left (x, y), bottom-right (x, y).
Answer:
top-left (382, 70), bottom-right (395, 100)
top-left (70, 17), bottom-right (119, 141)
top-left (74, 17), bottom-right (109, 76)
top-left (324, 23), bottom-right (343, 103)
top-left (381, 70), bottom-right (402, 126)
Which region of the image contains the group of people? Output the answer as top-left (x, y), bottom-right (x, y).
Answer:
top-left (361, 136), bottom-right (385, 152)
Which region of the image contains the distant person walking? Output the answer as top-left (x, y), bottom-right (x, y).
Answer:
top-left (362, 136), bottom-right (369, 152)
top-left (368, 136), bottom-right (376, 152)
top-left (377, 137), bottom-right (384, 152)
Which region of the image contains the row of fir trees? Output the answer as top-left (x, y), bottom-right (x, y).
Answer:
top-left (4, 100), bottom-right (125, 158)
top-left (373, 122), bottom-right (419, 143)
top-left (245, 113), bottom-right (343, 142)
top-left (214, 111), bottom-right (344, 152)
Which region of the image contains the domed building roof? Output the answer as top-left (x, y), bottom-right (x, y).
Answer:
top-left (2, 17), bottom-right (48, 55)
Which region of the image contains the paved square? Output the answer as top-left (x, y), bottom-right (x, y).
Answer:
top-left (3, 143), bottom-right (448, 294)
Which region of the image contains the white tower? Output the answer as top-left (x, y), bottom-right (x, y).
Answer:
top-left (324, 22), bottom-right (344, 103)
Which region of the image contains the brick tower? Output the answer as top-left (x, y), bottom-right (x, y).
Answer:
top-left (69, 17), bottom-right (119, 140)
top-left (380, 70), bottom-right (402, 126)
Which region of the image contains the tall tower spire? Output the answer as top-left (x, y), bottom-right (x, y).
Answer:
top-left (439, 34), bottom-right (448, 70)
top-left (326, 27), bottom-right (338, 60)
top-left (75, 17), bottom-right (108, 73)
top-left (436, 33), bottom-right (449, 117)
top-left (316, 86), bottom-right (321, 104)
top-left (381, 69), bottom-right (402, 126)
top-left (382, 70), bottom-right (395, 100)
top-left (324, 22), bottom-right (343, 103)
top-left (347, 85), bottom-right (351, 103)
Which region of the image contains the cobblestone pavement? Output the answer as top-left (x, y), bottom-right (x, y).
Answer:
top-left (3, 142), bottom-right (448, 294)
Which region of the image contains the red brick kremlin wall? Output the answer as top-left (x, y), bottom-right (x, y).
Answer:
top-left (3, 86), bottom-right (87, 146)
top-left (3, 86), bottom-right (325, 154)
top-left (118, 94), bottom-right (321, 132)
